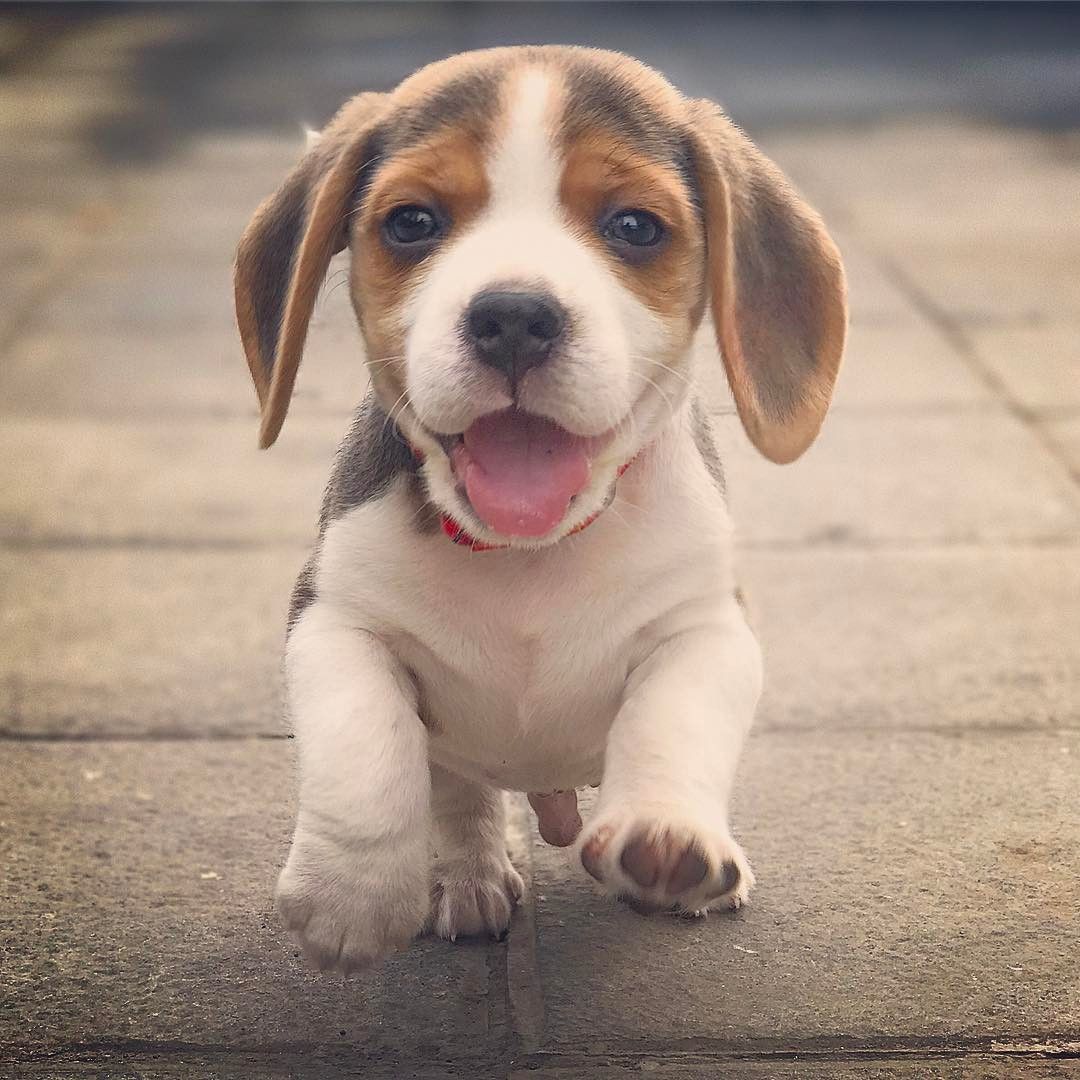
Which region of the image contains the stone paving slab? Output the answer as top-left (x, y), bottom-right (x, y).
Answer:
top-left (0, 314), bottom-right (362, 422)
top-left (64, 158), bottom-right (283, 263)
top-left (966, 326), bottom-right (1080, 415)
top-left (512, 1059), bottom-right (1080, 1080)
top-left (12, 1050), bottom-right (1077, 1079)
top-left (828, 321), bottom-right (992, 412)
top-left (0, 73), bottom-right (129, 139)
top-left (887, 246), bottom-right (1080, 328)
top-left (0, 327), bottom-right (264, 422)
top-left (5, 737), bottom-right (1077, 1077)
top-left (33, 260), bottom-right (235, 335)
top-left (716, 406), bottom-right (1080, 546)
top-left (520, 730), bottom-right (1080, 1054)
top-left (2, 159), bottom-right (117, 236)
top-left (0, 287), bottom-right (363, 423)
top-left (0, 742), bottom-right (504, 1072)
top-left (2, 311), bottom-right (986, 424)
top-left (767, 124), bottom-right (1080, 249)
top-left (112, 149), bottom-right (297, 212)
top-left (7, 1057), bottom-right (481, 1080)
top-left (0, 548), bottom-right (305, 737)
top-left (1044, 417), bottom-right (1080, 478)
top-left (740, 548), bottom-right (1080, 732)
top-left (764, 127), bottom-right (1080, 342)
top-left (6, 405), bottom-right (1078, 549)
top-left (698, 317), bottom-right (993, 416)
top-left (92, 189), bottom-right (285, 260)
top-left (5, 546), bottom-right (1077, 740)
top-left (5, 262), bottom-right (988, 426)
top-left (811, 239), bottom-right (916, 328)
top-left (0, 417), bottom-right (338, 545)
top-left (839, 266), bottom-right (916, 330)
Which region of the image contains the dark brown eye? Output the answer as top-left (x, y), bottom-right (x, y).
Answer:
top-left (385, 205), bottom-right (441, 246)
top-left (603, 209), bottom-right (664, 249)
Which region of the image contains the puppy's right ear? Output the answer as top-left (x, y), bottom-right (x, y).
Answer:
top-left (234, 93), bottom-right (386, 447)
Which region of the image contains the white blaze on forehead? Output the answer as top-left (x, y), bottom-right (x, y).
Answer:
top-left (403, 61), bottom-right (671, 443)
top-left (487, 67), bottom-right (561, 215)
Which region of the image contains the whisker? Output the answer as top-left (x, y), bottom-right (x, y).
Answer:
top-left (604, 503), bottom-right (634, 531)
top-left (380, 388), bottom-right (413, 440)
top-left (638, 355), bottom-right (692, 388)
top-left (316, 267), bottom-right (349, 304)
top-left (618, 400), bottom-right (641, 446)
top-left (404, 496), bottom-right (437, 529)
top-left (322, 276), bottom-right (351, 304)
top-left (633, 371), bottom-right (676, 420)
top-left (341, 154), bottom-right (386, 219)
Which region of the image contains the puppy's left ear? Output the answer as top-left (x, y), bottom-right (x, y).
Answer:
top-left (688, 99), bottom-right (847, 464)
top-left (234, 92), bottom-right (386, 448)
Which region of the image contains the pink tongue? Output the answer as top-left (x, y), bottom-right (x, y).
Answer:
top-left (453, 410), bottom-right (592, 537)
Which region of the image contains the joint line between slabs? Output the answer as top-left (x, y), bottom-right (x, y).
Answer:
top-left (876, 254), bottom-right (1080, 491)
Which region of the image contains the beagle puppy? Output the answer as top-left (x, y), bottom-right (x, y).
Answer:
top-left (234, 46), bottom-right (846, 972)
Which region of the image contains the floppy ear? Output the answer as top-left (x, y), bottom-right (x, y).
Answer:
top-left (688, 99), bottom-right (847, 464)
top-left (234, 93), bottom-right (386, 448)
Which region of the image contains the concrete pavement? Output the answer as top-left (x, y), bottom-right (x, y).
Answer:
top-left (2, 6), bottom-right (1079, 1077)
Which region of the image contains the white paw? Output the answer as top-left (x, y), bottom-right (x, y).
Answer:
top-left (275, 827), bottom-right (431, 974)
top-left (430, 855), bottom-right (524, 941)
top-left (578, 809), bottom-right (754, 914)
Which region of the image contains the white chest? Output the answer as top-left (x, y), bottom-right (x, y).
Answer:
top-left (315, 444), bottom-right (733, 792)
top-left (375, 529), bottom-right (670, 790)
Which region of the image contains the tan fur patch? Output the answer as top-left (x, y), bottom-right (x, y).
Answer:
top-left (350, 128), bottom-right (492, 408)
top-left (559, 129), bottom-right (705, 325)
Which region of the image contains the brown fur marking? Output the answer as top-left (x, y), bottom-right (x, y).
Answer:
top-left (559, 128), bottom-right (704, 323)
top-left (351, 127), bottom-right (492, 410)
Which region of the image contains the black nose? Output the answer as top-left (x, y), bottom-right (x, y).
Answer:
top-left (465, 290), bottom-right (566, 385)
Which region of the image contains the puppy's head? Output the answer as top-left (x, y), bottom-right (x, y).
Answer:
top-left (235, 47), bottom-right (846, 546)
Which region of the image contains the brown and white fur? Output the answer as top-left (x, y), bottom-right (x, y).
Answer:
top-left (234, 47), bottom-right (846, 972)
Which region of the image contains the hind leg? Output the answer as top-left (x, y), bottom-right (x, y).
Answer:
top-left (429, 765), bottom-right (524, 941)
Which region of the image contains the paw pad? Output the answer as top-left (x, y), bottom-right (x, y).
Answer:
top-left (578, 816), bottom-right (753, 914)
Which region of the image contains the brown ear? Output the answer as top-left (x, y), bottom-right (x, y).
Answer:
top-left (688, 99), bottom-right (847, 464)
top-left (234, 93), bottom-right (386, 447)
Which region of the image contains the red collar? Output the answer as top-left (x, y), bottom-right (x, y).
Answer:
top-left (412, 445), bottom-right (636, 552)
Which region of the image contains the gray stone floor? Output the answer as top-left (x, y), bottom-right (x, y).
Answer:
top-left (2, 6), bottom-right (1079, 1078)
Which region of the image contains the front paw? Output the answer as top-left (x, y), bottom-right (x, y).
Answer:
top-left (578, 810), bottom-right (754, 915)
top-left (430, 854), bottom-right (524, 942)
top-left (275, 828), bottom-right (431, 974)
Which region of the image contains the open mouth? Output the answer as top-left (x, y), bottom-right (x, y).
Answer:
top-left (445, 408), bottom-right (608, 538)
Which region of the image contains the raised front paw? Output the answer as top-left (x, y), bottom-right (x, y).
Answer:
top-left (578, 812), bottom-right (754, 915)
top-left (430, 854), bottom-right (524, 942)
top-left (275, 827), bottom-right (431, 974)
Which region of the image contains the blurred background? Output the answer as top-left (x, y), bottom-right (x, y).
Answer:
top-left (3, 3), bottom-right (1079, 1076)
